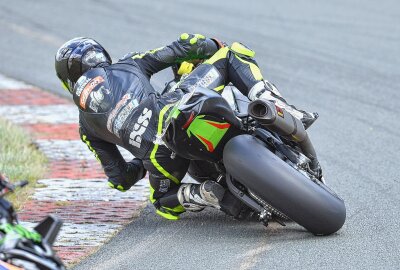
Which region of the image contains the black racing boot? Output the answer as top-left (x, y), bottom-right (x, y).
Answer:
top-left (268, 95), bottom-right (319, 130)
top-left (248, 81), bottom-right (319, 129)
top-left (177, 181), bottom-right (226, 212)
top-left (299, 111), bottom-right (319, 130)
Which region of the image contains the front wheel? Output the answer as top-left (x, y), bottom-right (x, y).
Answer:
top-left (223, 135), bottom-right (346, 235)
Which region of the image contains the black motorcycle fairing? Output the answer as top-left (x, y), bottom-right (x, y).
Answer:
top-left (187, 160), bottom-right (220, 182)
top-left (164, 87), bottom-right (243, 161)
top-left (178, 87), bottom-right (242, 128)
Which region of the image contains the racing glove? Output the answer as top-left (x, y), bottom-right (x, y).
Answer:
top-left (174, 33), bottom-right (222, 63)
top-left (171, 34), bottom-right (225, 80)
top-left (108, 158), bottom-right (146, 192)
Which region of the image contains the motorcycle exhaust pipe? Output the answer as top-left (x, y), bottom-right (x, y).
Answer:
top-left (248, 99), bottom-right (317, 161)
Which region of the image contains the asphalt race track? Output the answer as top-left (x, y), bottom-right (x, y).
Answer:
top-left (1, 0), bottom-right (399, 269)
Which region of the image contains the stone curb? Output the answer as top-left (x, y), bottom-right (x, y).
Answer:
top-left (0, 75), bottom-right (149, 266)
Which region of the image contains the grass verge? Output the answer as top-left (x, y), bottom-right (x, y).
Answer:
top-left (0, 118), bottom-right (47, 210)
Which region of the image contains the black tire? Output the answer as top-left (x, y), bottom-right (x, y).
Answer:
top-left (223, 135), bottom-right (346, 235)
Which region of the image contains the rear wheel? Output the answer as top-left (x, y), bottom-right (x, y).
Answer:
top-left (223, 135), bottom-right (346, 235)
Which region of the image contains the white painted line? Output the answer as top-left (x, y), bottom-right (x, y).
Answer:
top-left (0, 74), bottom-right (34, 89)
top-left (0, 20), bottom-right (64, 47)
top-left (0, 105), bottom-right (78, 124)
top-left (33, 178), bottom-right (149, 201)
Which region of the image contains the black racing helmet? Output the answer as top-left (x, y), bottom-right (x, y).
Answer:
top-left (55, 37), bottom-right (111, 93)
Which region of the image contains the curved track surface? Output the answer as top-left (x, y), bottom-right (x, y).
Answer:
top-left (1, 0), bottom-right (399, 269)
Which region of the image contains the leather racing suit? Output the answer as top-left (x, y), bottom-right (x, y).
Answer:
top-left (76, 34), bottom-right (219, 219)
top-left (77, 34), bottom-right (304, 220)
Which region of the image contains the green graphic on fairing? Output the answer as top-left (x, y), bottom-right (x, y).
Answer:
top-left (186, 115), bottom-right (230, 152)
top-left (0, 223), bottom-right (42, 244)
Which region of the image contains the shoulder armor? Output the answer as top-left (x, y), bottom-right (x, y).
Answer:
top-left (73, 68), bottom-right (113, 113)
top-left (229, 42), bottom-right (255, 58)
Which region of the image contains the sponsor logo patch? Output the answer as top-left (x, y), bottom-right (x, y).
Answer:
top-left (275, 105), bottom-right (284, 118)
top-left (89, 86), bottom-right (110, 113)
top-left (129, 108), bottom-right (152, 148)
top-left (112, 99), bottom-right (139, 137)
top-left (79, 76), bottom-right (104, 109)
top-left (75, 76), bottom-right (91, 96)
top-left (188, 67), bottom-right (219, 92)
top-left (159, 179), bottom-right (170, 193)
top-left (107, 94), bottom-right (131, 133)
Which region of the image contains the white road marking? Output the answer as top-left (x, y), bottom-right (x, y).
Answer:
top-left (0, 19), bottom-right (64, 47)
top-left (238, 243), bottom-right (272, 270)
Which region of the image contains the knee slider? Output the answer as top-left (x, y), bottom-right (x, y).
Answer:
top-left (229, 42), bottom-right (255, 58)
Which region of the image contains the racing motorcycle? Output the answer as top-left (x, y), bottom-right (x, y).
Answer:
top-left (161, 67), bottom-right (346, 236)
top-left (0, 176), bottom-right (65, 270)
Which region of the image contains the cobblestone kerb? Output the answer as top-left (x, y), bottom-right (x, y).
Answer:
top-left (0, 74), bottom-right (149, 266)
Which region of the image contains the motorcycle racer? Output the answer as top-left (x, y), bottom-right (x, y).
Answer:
top-left (54, 33), bottom-right (320, 220)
